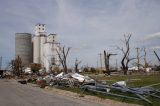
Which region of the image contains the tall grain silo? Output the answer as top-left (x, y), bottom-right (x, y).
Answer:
top-left (40, 35), bottom-right (46, 64)
top-left (43, 42), bottom-right (60, 72)
top-left (33, 23), bottom-right (47, 64)
top-left (33, 35), bottom-right (46, 64)
top-left (15, 33), bottom-right (33, 67)
top-left (33, 35), bottom-right (40, 63)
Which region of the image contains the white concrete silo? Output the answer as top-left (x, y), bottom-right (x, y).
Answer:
top-left (33, 35), bottom-right (40, 63)
top-left (43, 42), bottom-right (60, 72)
top-left (40, 35), bottom-right (46, 65)
top-left (15, 33), bottom-right (33, 66)
top-left (42, 34), bottom-right (60, 72)
top-left (33, 23), bottom-right (47, 64)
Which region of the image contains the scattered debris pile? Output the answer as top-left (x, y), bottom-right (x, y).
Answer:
top-left (36, 72), bottom-right (95, 88)
top-left (17, 72), bottom-right (160, 105)
top-left (81, 81), bottom-right (160, 104)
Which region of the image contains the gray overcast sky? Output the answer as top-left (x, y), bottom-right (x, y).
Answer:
top-left (0, 0), bottom-right (160, 68)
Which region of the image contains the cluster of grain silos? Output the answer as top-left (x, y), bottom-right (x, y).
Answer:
top-left (15, 24), bottom-right (60, 72)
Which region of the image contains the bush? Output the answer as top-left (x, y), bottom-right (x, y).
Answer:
top-left (90, 67), bottom-right (96, 73)
top-left (83, 67), bottom-right (89, 72)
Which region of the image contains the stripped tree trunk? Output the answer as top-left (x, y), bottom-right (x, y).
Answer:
top-left (118, 33), bottom-right (134, 75)
top-left (56, 46), bottom-right (71, 74)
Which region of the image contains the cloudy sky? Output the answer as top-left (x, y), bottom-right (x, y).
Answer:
top-left (0, 0), bottom-right (160, 68)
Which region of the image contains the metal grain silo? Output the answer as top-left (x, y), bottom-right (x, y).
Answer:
top-left (15, 33), bottom-right (33, 66)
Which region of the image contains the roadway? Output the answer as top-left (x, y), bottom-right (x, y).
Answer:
top-left (0, 79), bottom-right (106, 106)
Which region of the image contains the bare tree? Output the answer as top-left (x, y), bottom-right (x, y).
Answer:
top-left (11, 56), bottom-right (23, 77)
top-left (118, 33), bottom-right (135, 75)
top-left (154, 51), bottom-right (160, 65)
top-left (56, 46), bottom-right (71, 74)
top-left (104, 50), bottom-right (117, 75)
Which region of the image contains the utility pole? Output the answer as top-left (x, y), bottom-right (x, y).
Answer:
top-left (98, 53), bottom-right (103, 72)
top-left (136, 48), bottom-right (140, 70)
top-left (0, 56), bottom-right (2, 70)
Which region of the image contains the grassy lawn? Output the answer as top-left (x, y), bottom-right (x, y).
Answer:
top-left (92, 73), bottom-right (160, 87)
top-left (55, 73), bottom-right (160, 106)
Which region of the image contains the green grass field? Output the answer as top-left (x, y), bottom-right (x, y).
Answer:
top-left (92, 73), bottom-right (160, 87)
top-left (56, 73), bottom-right (160, 106)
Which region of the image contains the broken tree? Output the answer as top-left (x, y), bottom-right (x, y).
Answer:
top-left (104, 50), bottom-right (117, 75)
top-left (154, 51), bottom-right (160, 65)
top-left (118, 33), bottom-right (135, 75)
top-left (56, 45), bottom-right (71, 74)
top-left (11, 56), bottom-right (23, 77)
